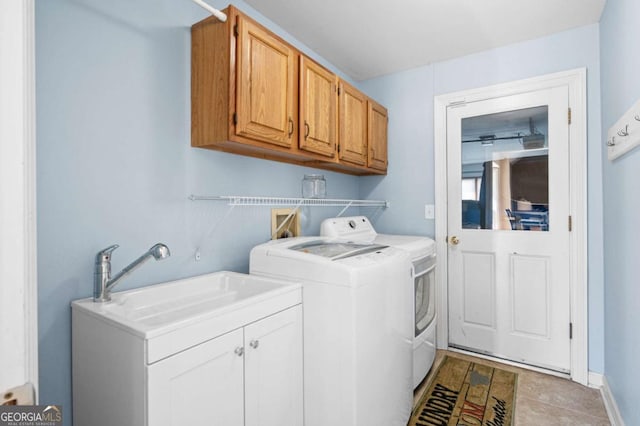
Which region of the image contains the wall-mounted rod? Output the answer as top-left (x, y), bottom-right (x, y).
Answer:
top-left (191, 0), bottom-right (227, 22)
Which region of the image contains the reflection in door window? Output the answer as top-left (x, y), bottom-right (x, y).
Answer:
top-left (461, 106), bottom-right (549, 231)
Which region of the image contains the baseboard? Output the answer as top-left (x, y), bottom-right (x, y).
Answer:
top-left (601, 375), bottom-right (625, 426)
top-left (588, 371), bottom-right (603, 388)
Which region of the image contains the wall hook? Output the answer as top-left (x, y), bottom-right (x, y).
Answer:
top-left (635, 114), bottom-right (640, 122)
top-left (606, 137), bottom-right (616, 147)
top-left (617, 125), bottom-right (629, 137)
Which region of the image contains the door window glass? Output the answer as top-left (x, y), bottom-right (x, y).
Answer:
top-left (461, 106), bottom-right (549, 231)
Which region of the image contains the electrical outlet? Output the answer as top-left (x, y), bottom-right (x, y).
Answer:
top-left (424, 204), bottom-right (435, 219)
top-left (271, 209), bottom-right (301, 239)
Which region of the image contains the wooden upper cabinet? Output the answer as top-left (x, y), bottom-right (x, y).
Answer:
top-left (299, 57), bottom-right (337, 157)
top-left (236, 16), bottom-right (295, 148)
top-left (191, 6), bottom-right (387, 175)
top-left (367, 100), bottom-right (388, 171)
top-left (338, 81), bottom-right (368, 166)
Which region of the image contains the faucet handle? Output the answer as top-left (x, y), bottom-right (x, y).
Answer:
top-left (95, 244), bottom-right (119, 263)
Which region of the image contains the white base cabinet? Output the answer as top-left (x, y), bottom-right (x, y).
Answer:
top-left (72, 274), bottom-right (302, 426)
top-left (147, 306), bottom-right (303, 426)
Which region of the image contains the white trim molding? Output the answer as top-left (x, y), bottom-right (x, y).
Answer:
top-left (0, 0), bottom-right (38, 398)
top-left (601, 376), bottom-right (625, 426)
top-left (433, 68), bottom-right (589, 385)
top-left (588, 371), bottom-right (604, 389)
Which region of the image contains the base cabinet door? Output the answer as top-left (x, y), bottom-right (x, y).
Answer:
top-left (147, 329), bottom-right (245, 426)
top-left (245, 305), bottom-right (303, 426)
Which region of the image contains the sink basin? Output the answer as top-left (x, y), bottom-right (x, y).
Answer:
top-left (72, 271), bottom-right (301, 340)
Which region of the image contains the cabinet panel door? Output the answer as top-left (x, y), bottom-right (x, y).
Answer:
top-left (299, 57), bottom-right (337, 157)
top-left (147, 329), bottom-right (244, 426)
top-left (338, 81), bottom-right (367, 166)
top-left (367, 100), bottom-right (388, 171)
top-left (236, 16), bottom-right (295, 148)
top-left (244, 305), bottom-right (303, 426)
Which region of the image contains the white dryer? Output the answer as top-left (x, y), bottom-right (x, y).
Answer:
top-left (250, 237), bottom-right (413, 426)
top-left (321, 216), bottom-right (437, 388)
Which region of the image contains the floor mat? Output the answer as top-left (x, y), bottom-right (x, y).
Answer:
top-left (409, 355), bottom-right (517, 426)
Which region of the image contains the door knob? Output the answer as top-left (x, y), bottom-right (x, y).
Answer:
top-left (234, 347), bottom-right (244, 357)
top-left (449, 236), bottom-right (460, 245)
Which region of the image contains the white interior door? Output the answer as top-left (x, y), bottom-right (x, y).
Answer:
top-left (446, 86), bottom-right (571, 372)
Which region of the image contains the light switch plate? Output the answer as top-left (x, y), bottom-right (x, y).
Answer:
top-left (424, 204), bottom-right (435, 219)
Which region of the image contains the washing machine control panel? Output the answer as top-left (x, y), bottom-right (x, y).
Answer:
top-left (320, 216), bottom-right (377, 239)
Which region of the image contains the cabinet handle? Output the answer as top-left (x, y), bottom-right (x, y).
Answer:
top-left (304, 121), bottom-right (310, 140)
top-left (288, 117), bottom-right (294, 138)
top-left (234, 346), bottom-right (244, 357)
top-left (249, 339), bottom-right (259, 349)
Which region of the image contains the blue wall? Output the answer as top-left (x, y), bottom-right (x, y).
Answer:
top-left (360, 24), bottom-right (605, 374)
top-left (600, 0), bottom-right (640, 421)
top-left (36, 0), bottom-right (614, 422)
top-left (35, 0), bottom-right (363, 422)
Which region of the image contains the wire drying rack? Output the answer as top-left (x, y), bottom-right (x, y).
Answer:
top-left (189, 195), bottom-right (389, 243)
top-left (189, 195), bottom-right (389, 216)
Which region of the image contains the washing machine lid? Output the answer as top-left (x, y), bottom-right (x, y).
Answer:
top-left (374, 234), bottom-right (436, 258)
top-left (289, 240), bottom-right (388, 260)
top-left (321, 216), bottom-right (436, 258)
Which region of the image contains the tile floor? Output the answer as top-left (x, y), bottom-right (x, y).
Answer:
top-left (413, 350), bottom-right (610, 425)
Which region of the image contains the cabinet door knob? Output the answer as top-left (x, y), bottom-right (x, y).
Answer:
top-left (249, 340), bottom-right (259, 349)
top-left (234, 346), bottom-right (244, 356)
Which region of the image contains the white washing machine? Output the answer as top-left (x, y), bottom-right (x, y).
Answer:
top-left (321, 216), bottom-right (437, 388)
top-left (250, 237), bottom-right (413, 426)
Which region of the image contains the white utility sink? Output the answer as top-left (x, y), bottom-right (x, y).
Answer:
top-left (72, 271), bottom-right (303, 425)
top-left (72, 271), bottom-right (301, 342)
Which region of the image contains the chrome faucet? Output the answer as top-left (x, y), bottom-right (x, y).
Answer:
top-left (93, 243), bottom-right (171, 302)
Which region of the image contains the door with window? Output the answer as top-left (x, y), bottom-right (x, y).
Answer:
top-left (447, 86), bottom-right (571, 372)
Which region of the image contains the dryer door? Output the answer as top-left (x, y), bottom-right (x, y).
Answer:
top-left (414, 255), bottom-right (436, 337)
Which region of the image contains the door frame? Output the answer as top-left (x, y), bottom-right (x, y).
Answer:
top-left (0, 0), bottom-right (38, 398)
top-left (433, 69), bottom-right (588, 385)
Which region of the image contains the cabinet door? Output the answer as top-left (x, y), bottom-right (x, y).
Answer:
top-left (236, 16), bottom-right (295, 148)
top-left (147, 329), bottom-right (244, 426)
top-left (244, 305), bottom-right (303, 426)
top-left (299, 56), bottom-right (337, 157)
top-left (367, 100), bottom-right (388, 171)
top-left (338, 81), bottom-right (368, 166)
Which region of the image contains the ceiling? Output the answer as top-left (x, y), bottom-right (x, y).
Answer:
top-left (242, 0), bottom-right (606, 81)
